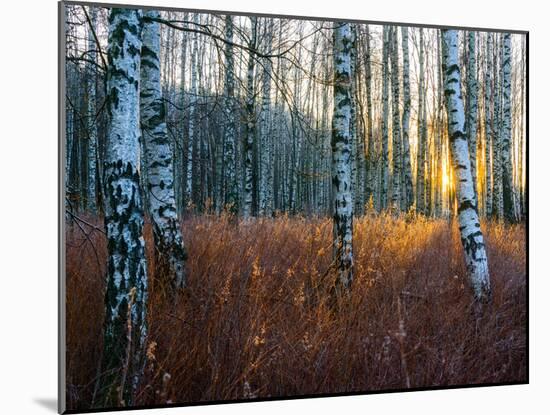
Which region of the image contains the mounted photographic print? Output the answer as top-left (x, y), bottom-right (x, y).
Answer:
top-left (59, 1), bottom-right (528, 413)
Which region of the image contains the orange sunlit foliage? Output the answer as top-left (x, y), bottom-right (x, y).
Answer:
top-left (66, 213), bottom-right (526, 410)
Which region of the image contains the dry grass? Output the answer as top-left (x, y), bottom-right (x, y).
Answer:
top-left (65, 213), bottom-right (527, 410)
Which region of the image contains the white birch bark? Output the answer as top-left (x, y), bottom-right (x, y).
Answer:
top-left (465, 32), bottom-right (479, 203)
top-left (442, 29), bottom-right (491, 302)
top-left (434, 31), bottom-right (444, 216)
top-left (501, 33), bottom-right (515, 222)
top-left (243, 17), bottom-right (257, 218)
top-left (140, 10), bottom-right (187, 290)
top-left (484, 33), bottom-right (493, 217)
top-left (493, 35), bottom-right (504, 219)
top-left (364, 26), bottom-right (375, 208)
top-left (86, 7), bottom-right (98, 212)
top-left (381, 26), bottom-right (390, 210)
top-left (222, 16), bottom-right (238, 213)
top-left (401, 26), bottom-right (414, 211)
top-left (176, 14), bottom-right (188, 214)
top-left (332, 22), bottom-right (354, 291)
top-left (390, 26), bottom-right (402, 212)
top-left (259, 19), bottom-right (274, 216)
top-left (416, 28), bottom-right (427, 215)
top-left (350, 25), bottom-right (362, 213)
top-left (100, 8), bottom-right (148, 406)
top-left (186, 14), bottom-right (199, 206)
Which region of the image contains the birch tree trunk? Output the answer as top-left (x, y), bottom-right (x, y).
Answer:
top-left (140, 10), bottom-right (187, 291)
top-left (442, 29), bottom-right (491, 303)
top-left (390, 26), bottom-right (402, 213)
top-left (86, 7), bottom-right (98, 212)
top-left (401, 26), bottom-right (414, 211)
top-left (484, 33), bottom-right (493, 217)
top-left (175, 17), bottom-right (188, 215)
top-left (243, 17), bottom-right (258, 218)
top-left (492, 35), bottom-right (504, 220)
top-left (99, 8), bottom-right (148, 406)
top-left (364, 26), bottom-right (375, 208)
top-left (186, 14), bottom-right (199, 207)
top-left (259, 19), bottom-right (274, 216)
top-left (222, 16), bottom-right (238, 213)
top-left (465, 32), bottom-right (479, 203)
top-left (332, 22), bottom-right (354, 292)
top-left (416, 28), bottom-right (427, 215)
top-left (380, 26), bottom-right (390, 211)
top-left (434, 31), bottom-right (444, 216)
top-left (501, 33), bottom-right (515, 222)
top-left (351, 25), bottom-right (365, 214)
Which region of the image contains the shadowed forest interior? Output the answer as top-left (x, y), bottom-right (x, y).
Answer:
top-left (63, 3), bottom-right (527, 411)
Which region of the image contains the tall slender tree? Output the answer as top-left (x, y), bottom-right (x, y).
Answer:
top-left (441, 29), bottom-right (491, 302)
top-left (259, 18), bottom-right (274, 216)
top-left (484, 33), bottom-right (493, 217)
top-left (186, 14), bottom-right (199, 206)
top-left (86, 6), bottom-right (98, 212)
top-left (492, 35), bottom-right (504, 219)
top-left (416, 28), bottom-right (427, 215)
top-left (380, 26), bottom-right (390, 210)
top-left (99, 8), bottom-right (148, 406)
top-left (364, 25), bottom-right (375, 208)
top-left (501, 33), bottom-right (515, 222)
top-left (390, 26), bottom-right (402, 212)
top-left (243, 17), bottom-right (258, 218)
top-left (465, 31), bottom-right (479, 202)
top-left (222, 16), bottom-right (238, 213)
top-left (332, 22), bottom-right (354, 292)
top-left (141, 10), bottom-right (187, 291)
top-left (401, 26), bottom-right (414, 211)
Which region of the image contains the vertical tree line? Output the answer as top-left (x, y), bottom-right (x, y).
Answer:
top-left (64, 6), bottom-right (527, 405)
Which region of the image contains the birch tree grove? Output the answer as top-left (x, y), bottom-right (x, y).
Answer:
top-left (65, 8), bottom-right (527, 226)
top-left (331, 22), bottom-right (354, 292)
top-left (141, 11), bottom-right (187, 291)
top-left (99, 8), bottom-right (148, 406)
top-left (442, 29), bottom-right (491, 302)
top-left (63, 7), bottom-right (527, 407)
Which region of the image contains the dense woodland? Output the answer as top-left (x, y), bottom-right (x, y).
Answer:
top-left (63, 4), bottom-right (527, 411)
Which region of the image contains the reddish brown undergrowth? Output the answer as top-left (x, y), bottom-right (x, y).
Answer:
top-left (65, 213), bottom-right (526, 410)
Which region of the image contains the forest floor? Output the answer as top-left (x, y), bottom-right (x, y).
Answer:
top-left (65, 213), bottom-right (527, 410)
